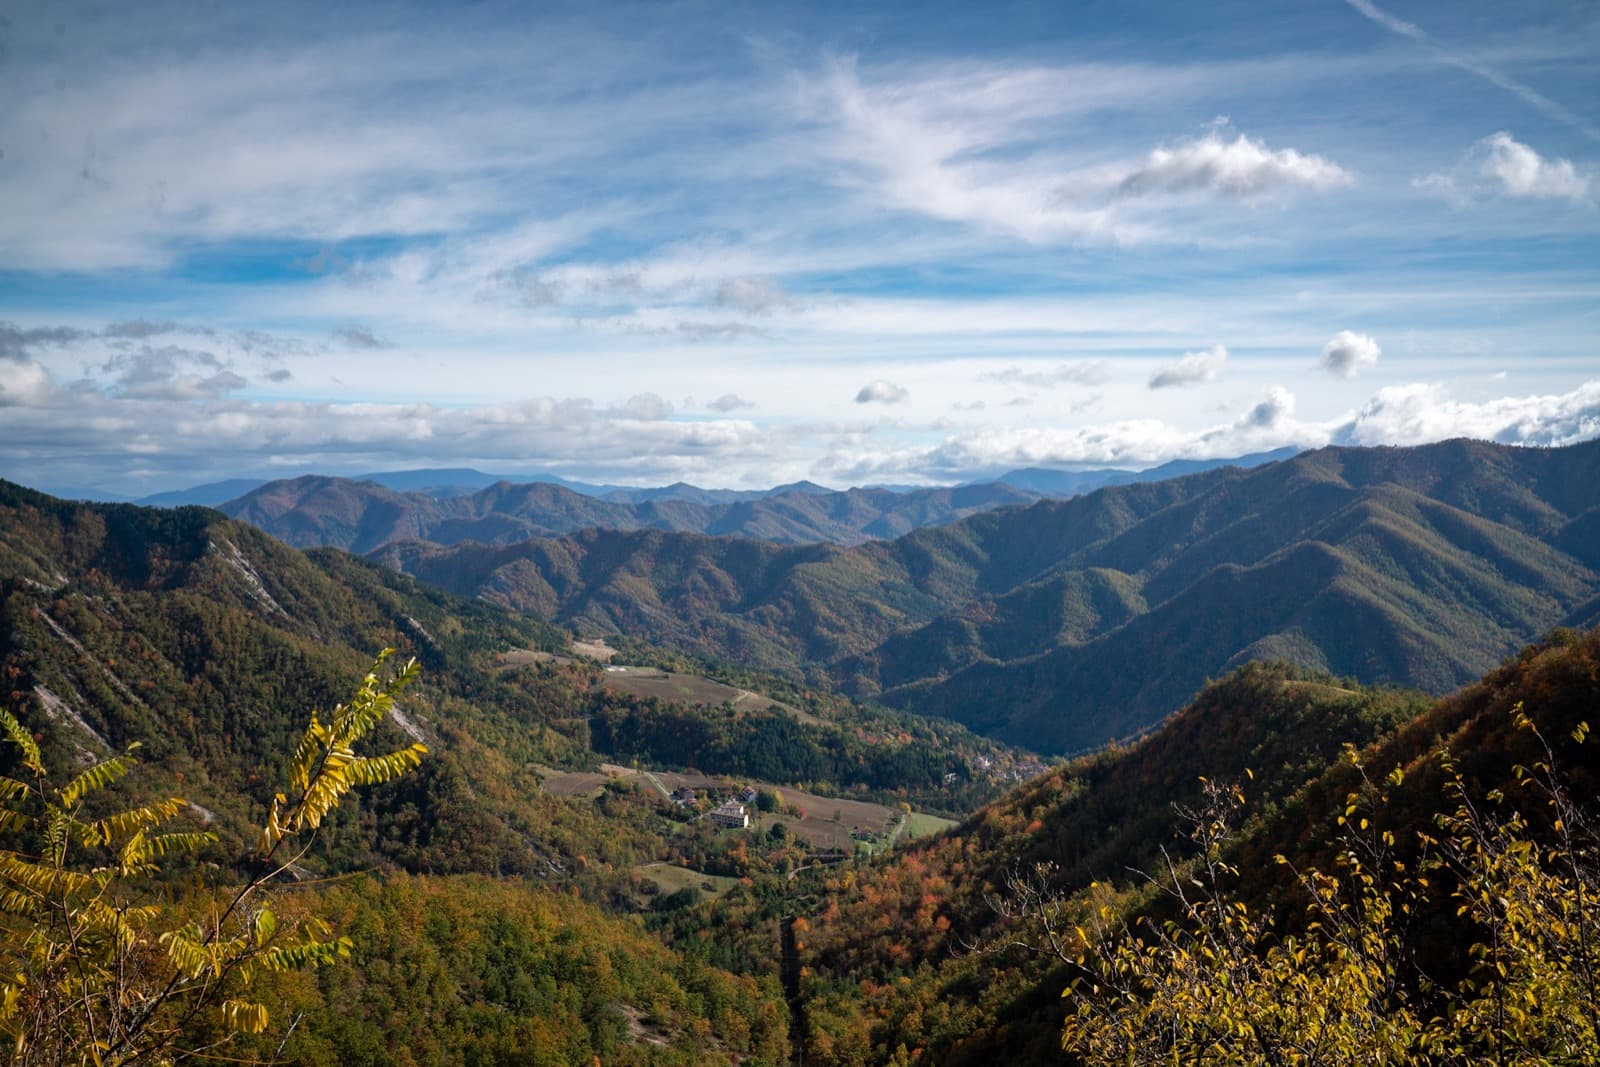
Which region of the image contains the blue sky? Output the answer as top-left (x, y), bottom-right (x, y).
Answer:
top-left (0, 0), bottom-right (1596, 494)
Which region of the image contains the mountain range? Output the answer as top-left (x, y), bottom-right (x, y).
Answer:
top-left (364, 438), bottom-right (1600, 753)
top-left (37, 448), bottom-right (1296, 516)
top-left (3, 456), bottom-right (1599, 1063)
top-left (219, 475), bottom-right (1041, 550)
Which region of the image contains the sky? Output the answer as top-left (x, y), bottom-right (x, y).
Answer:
top-left (1, 0), bottom-right (1597, 495)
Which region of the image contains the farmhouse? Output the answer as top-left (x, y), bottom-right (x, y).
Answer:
top-left (710, 801), bottom-right (749, 829)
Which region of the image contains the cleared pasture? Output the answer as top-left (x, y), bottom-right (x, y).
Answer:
top-left (598, 666), bottom-right (818, 724)
top-left (634, 862), bottom-right (740, 900)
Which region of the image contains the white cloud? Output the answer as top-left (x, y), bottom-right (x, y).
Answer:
top-left (0, 360), bottom-right (55, 407)
top-left (99, 346), bottom-right (250, 401)
top-left (617, 393), bottom-right (673, 421)
top-left (4, 331), bottom-right (1598, 493)
top-left (1337, 381), bottom-right (1600, 448)
top-left (855, 379), bottom-right (909, 404)
top-left (815, 378), bottom-right (1600, 482)
top-left (713, 277), bottom-right (790, 314)
top-left (1415, 133), bottom-right (1592, 205)
top-left (1114, 127), bottom-right (1352, 199)
top-left (1318, 331), bottom-right (1381, 378)
top-left (1149, 344), bottom-right (1227, 389)
top-left (707, 393), bottom-right (755, 412)
top-left (809, 63), bottom-right (1350, 247)
top-left (980, 361), bottom-right (1111, 388)
top-left (1479, 133), bottom-right (1591, 201)
top-left (1238, 386), bottom-right (1296, 429)
top-left (331, 325), bottom-right (389, 350)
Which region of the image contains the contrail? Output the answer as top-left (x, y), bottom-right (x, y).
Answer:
top-left (1344, 0), bottom-right (1600, 142)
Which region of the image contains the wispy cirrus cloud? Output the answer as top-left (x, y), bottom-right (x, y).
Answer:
top-left (980, 361), bottom-right (1110, 387)
top-left (1343, 0), bottom-right (1600, 142)
top-left (807, 61), bottom-right (1354, 246)
top-left (3, 3), bottom-right (1597, 495)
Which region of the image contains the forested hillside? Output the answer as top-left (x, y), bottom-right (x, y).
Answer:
top-left (0, 481), bottom-right (1009, 1062)
top-left (794, 628), bottom-right (1600, 1064)
top-left (370, 439), bottom-right (1600, 753)
top-left (4, 478), bottom-right (1597, 1062)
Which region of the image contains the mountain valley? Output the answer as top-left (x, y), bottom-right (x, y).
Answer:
top-left (1, 439), bottom-right (1597, 1064)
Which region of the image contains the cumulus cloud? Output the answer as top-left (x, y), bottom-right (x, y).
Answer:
top-left (855, 379), bottom-right (909, 404)
top-left (981, 360), bottom-right (1110, 388)
top-left (1415, 133), bottom-right (1592, 204)
top-left (5, 337), bottom-right (1598, 495)
top-left (1115, 127), bottom-right (1352, 199)
top-left (815, 378), bottom-right (1600, 483)
top-left (100, 346), bottom-right (249, 401)
top-left (707, 393), bottom-right (755, 412)
top-left (1478, 133), bottom-right (1591, 201)
top-left (1319, 331), bottom-right (1381, 378)
top-left (0, 360), bottom-right (54, 406)
top-left (1149, 344), bottom-right (1227, 389)
top-left (617, 393), bottom-right (672, 421)
top-left (1238, 386), bottom-right (1295, 429)
top-left (0, 371), bottom-right (777, 493)
top-left (1337, 381), bottom-right (1600, 448)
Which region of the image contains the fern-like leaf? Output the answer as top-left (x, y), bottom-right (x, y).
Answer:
top-left (0, 852), bottom-right (94, 899)
top-left (0, 708), bottom-right (42, 776)
top-left (60, 748), bottom-right (139, 809)
top-left (137, 831), bottom-right (218, 860)
top-left (256, 935), bottom-right (352, 972)
top-left (347, 744), bottom-right (427, 786)
top-left (89, 797), bottom-right (188, 846)
top-left (221, 998), bottom-right (270, 1034)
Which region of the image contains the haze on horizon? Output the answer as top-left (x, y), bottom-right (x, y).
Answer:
top-left (0, 0), bottom-right (1597, 496)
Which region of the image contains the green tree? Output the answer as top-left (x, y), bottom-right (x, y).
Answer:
top-left (0, 650), bottom-right (426, 1065)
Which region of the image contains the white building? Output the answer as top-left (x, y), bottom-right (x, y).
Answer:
top-left (710, 801), bottom-right (749, 829)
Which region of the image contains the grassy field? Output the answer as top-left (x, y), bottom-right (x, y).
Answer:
top-left (633, 862), bottom-right (741, 900)
top-left (598, 666), bottom-right (819, 724)
top-left (535, 765), bottom-right (922, 852)
top-left (499, 649), bottom-right (819, 725)
top-left (901, 811), bottom-right (960, 840)
top-left (765, 788), bottom-right (901, 852)
top-left (499, 648), bottom-right (569, 667)
top-left (537, 763), bottom-right (726, 799)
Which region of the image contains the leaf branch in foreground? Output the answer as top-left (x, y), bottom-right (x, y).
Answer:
top-left (0, 649), bottom-right (426, 1066)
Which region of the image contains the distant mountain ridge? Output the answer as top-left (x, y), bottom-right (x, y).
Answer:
top-left (369, 439), bottom-right (1600, 753)
top-left (218, 475), bottom-right (1044, 550)
top-left (213, 449), bottom-right (1298, 550)
top-left (3, 447), bottom-right (1296, 512)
